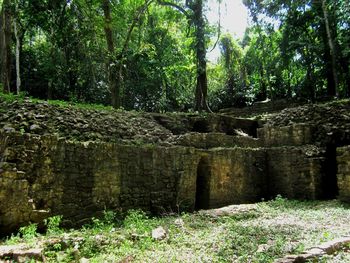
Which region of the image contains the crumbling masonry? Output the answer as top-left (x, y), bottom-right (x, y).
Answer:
top-left (0, 108), bottom-right (350, 235)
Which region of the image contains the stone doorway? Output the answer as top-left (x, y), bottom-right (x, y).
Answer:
top-left (195, 157), bottom-right (211, 210)
top-left (322, 145), bottom-right (339, 199)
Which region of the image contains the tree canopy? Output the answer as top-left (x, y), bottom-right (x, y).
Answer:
top-left (1, 0), bottom-right (349, 112)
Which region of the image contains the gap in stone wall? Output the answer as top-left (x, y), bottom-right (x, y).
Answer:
top-left (322, 145), bottom-right (339, 199)
top-left (195, 157), bottom-right (211, 210)
top-left (322, 133), bottom-right (350, 200)
top-left (192, 120), bottom-right (210, 133)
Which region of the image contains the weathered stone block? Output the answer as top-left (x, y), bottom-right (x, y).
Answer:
top-left (266, 146), bottom-right (326, 200)
top-left (205, 148), bottom-right (267, 208)
top-left (258, 124), bottom-right (315, 147)
top-left (337, 146), bottom-right (350, 202)
top-left (173, 132), bottom-right (261, 149)
top-left (0, 129), bottom-right (344, 236)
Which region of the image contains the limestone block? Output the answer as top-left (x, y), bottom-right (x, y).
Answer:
top-left (267, 146), bottom-right (326, 200)
top-left (258, 124), bottom-right (315, 147)
top-left (1, 130), bottom-right (343, 235)
top-left (173, 132), bottom-right (261, 149)
top-left (204, 148), bottom-right (267, 208)
top-left (337, 146), bottom-right (350, 202)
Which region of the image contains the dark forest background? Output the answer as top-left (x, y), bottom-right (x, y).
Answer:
top-left (1, 0), bottom-right (349, 112)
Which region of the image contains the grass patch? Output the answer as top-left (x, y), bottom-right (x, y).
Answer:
top-left (1, 199), bottom-right (350, 262)
top-left (0, 91), bottom-right (117, 112)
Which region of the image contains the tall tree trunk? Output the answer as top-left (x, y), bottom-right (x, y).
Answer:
top-left (14, 17), bottom-right (20, 95)
top-left (191, 0), bottom-right (211, 112)
top-left (47, 27), bottom-right (55, 100)
top-left (319, 22), bottom-right (335, 98)
top-left (102, 0), bottom-right (120, 108)
top-left (0, 9), bottom-right (2, 80)
top-left (321, 0), bottom-right (339, 97)
top-left (1, 0), bottom-right (12, 93)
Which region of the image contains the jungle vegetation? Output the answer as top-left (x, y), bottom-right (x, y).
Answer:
top-left (0, 0), bottom-right (349, 112)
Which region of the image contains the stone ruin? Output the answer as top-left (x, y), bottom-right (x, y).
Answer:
top-left (0, 100), bottom-right (349, 235)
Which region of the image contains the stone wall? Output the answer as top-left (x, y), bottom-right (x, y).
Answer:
top-left (219, 99), bottom-right (304, 117)
top-left (1, 99), bottom-right (350, 236)
top-left (257, 124), bottom-right (316, 147)
top-left (337, 146), bottom-right (350, 202)
top-left (172, 133), bottom-right (261, 149)
top-left (258, 124), bottom-right (349, 201)
top-left (0, 132), bottom-right (267, 235)
top-left (0, 132), bottom-right (196, 233)
top-left (266, 146), bottom-right (326, 200)
top-left (206, 148), bottom-right (267, 208)
top-left (1, 124), bottom-right (349, 235)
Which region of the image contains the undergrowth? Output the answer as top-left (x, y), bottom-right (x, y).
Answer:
top-left (0, 91), bottom-right (116, 112)
top-left (1, 198), bottom-right (350, 262)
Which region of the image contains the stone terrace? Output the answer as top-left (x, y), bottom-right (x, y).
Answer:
top-left (0, 99), bottom-right (350, 235)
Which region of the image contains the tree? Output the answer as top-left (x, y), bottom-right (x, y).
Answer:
top-left (123, 6), bottom-right (194, 111)
top-left (190, 0), bottom-right (210, 112)
top-left (336, 0), bottom-right (350, 97)
top-left (243, 0), bottom-right (350, 101)
top-left (102, 0), bottom-right (119, 108)
top-left (217, 34), bottom-right (247, 107)
top-left (321, 0), bottom-right (338, 97)
top-left (103, 0), bottom-right (154, 109)
top-left (158, 0), bottom-right (212, 111)
top-left (13, 0), bottom-right (21, 95)
top-left (0, 0), bottom-right (12, 93)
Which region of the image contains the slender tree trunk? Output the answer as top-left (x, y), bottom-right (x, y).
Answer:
top-left (192, 0), bottom-right (210, 112)
top-left (321, 0), bottom-right (339, 97)
top-left (47, 26), bottom-right (55, 100)
top-left (1, 0), bottom-right (12, 93)
top-left (14, 18), bottom-right (20, 95)
top-left (0, 9), bottom-right (2, 78)
top-left (102, 0), bottom-right (120, 108)
top-left (307, 57), bottom-right (316, 101)
top-left (287, 66), bottom-right (292, 98)
top-left (102, 0), bottom-right (153, 108)
top-left (259, 67), bottom-right (267, 101)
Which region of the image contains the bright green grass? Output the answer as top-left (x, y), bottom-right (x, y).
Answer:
top-left (0, 91), bottom-right (116, 112)
top-left (2, 198), bottom-right (350, 263)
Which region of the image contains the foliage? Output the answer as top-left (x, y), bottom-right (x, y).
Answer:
top-left (242, 0), bottom-right (350, 102)
top-left (87, 210), bottom-right (123, 232)
top-left (19, 223), bottom-right (38, 240)
top-left (2, 200), bottom-right (350, 262)
top-left (44, 215), bottom-right (63, 235)
top-left (1, 0), bottom-right (349, 111)
top-left (0, 0), bottom-right (202, 111)
top-left (123, 210), bottom-right (154, 234)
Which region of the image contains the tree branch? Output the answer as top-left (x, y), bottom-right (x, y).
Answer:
top-left (120, 0), bottom-right (154, 56)
top-left (157, 0), bottom-right (190, 18)
top-left (209, 0), bottom-right (221, 52)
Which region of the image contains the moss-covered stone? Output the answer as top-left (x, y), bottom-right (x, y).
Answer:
top-left (337, 146), bottom-right (350, 202)
top-left (1, 99), bottom-right (350, 235)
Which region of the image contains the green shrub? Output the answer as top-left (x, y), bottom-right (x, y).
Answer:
top-left (123, 209), bottom-right (152, 234)
top-left (19, 223), bottom-right (38, 240)
top-left (44, 215), bottom-right (63, 235)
